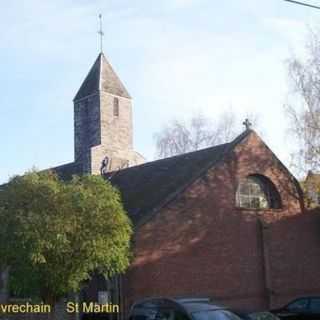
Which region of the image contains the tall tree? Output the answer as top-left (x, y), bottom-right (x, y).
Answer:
top-left (0, 171), bottom-right (132, 318)
top-left (286, 29), bottom-right (320, 175)
top-left (154, 112), bottom-right (236, 159)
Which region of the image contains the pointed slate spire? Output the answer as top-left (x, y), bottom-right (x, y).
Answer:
top-left (74, 53), bottom-right (131, 101)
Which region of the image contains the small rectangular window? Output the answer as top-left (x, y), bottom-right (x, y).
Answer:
top-left (113, 97), bottom-right (119, 116)
top-left (98, 291), bottom-right (110, 304)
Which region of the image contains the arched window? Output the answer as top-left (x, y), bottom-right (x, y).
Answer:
top-left (236, 174), bottom-right (281, 209)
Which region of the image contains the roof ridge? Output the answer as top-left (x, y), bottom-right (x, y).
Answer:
top-left (74, 53), bottom-right (131, 101)
top-left (100, 53), bottom-right (131, 98)
top-left (105, 142), bottom-right (230, 177)
top-left (99, 53), bottom-right (103, 92)
top-left (106, 130), bottom-right (253, 177)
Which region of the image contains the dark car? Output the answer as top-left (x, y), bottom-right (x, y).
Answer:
top-left (128, 297), bottom-right (245, 320)
top-left (270, 296), bottom-right (320, 319)
top-left (234, 310), bottom-right (280, 320)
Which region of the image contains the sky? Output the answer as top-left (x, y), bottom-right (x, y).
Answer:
top-left (0, 0), bottom-right (318, 184)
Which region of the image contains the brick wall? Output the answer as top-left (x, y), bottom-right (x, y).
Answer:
top-left (263, 210), bottom-right (320, 308)
top-left (122, 132), bottom-right (316, 313)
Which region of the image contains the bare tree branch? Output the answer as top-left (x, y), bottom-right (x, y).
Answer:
top-left (286, 28), bottom-right (320, 174)
top-left (154, 112), bottom-right (239, 159)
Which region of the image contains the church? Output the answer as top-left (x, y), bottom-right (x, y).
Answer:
top-left (50, 50), bottom-right (320, 314)
top-left (1, 48), bottom-right (320, 317)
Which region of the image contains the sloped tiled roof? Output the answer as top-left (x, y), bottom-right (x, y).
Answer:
top-left (105, 130), bottom-right (252, 226)
top-left (74, 53), bottom-right (131, 101)
top-left (0, 162), bottom-right (81, 189)
top-left (50, 162), bottom-right (81, 181)
top-left (2, 129), bottom-right (301, 226)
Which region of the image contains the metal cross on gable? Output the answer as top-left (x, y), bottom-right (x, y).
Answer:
top-left (98, 14), bottom-right (104, 53)
top-left (243, 118), bottom-right (252, 131)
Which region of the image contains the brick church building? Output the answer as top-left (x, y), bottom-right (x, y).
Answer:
top-left (1, 51), bottom-right (320, 315)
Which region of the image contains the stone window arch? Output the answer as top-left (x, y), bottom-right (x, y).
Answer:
top-left (236, 174), bottom-right (281, 209)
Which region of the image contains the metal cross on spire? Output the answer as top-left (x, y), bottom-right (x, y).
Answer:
top-left (98, 14), bottom-right (104, 53)
top-left (243, 118), bottom-right (252, 131)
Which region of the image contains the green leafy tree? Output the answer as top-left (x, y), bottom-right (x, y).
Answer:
top-left (0, 171), bottom-right (132, 313)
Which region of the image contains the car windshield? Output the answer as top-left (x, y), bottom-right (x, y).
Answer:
top-left (192, 310), bottom-right (242, 320)
top-left (287, 299), bottom-right (308, 311)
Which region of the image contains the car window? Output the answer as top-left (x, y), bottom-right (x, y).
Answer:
top-left (287, 298), bottom-right (309, 311)
top-left (156, 309), bottom-right (175, 320)
top-left (310, 298), bottom-right (320, 313)
top-left (192, 310), bottom-right (242, 320)
top-left (175, 310), bottom-right (190, 320)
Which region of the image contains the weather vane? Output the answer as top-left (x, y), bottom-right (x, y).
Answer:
top-left (98, 14), bottom-right (104, 53)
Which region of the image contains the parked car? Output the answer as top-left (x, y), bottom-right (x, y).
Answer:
top-left (270, 296), bottom-right (320, 319)
top-left (234, 310), bottom-right (280, 320)
top-left (128, 297), bottom-right (245, 320)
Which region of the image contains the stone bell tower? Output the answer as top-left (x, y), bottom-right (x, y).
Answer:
top-left (73, 52), bottom-right (144, 174)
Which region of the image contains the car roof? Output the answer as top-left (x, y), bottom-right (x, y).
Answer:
top-left (285, 296), bottom-right (320, 305)
top-left (179, 302), bottom-right (224, 313)
top-left (174, 298), bottom-right (211, 304)
top-left (132, 297), bottom-right (225, 313)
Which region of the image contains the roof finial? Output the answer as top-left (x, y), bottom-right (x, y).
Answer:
top-left (98, 14), bottom-right (104, 53)
top-left (242, 118), bottom-right (252, 131)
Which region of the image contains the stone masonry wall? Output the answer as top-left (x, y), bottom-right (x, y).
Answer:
top-left (74, 94), bottom-right (101, 173)
top-left (100, 92), bottom-right (133, 154)
top-left (90, 91), bottom-right (143, 174)
top-left (73, 91), bottom-right (144, 175)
